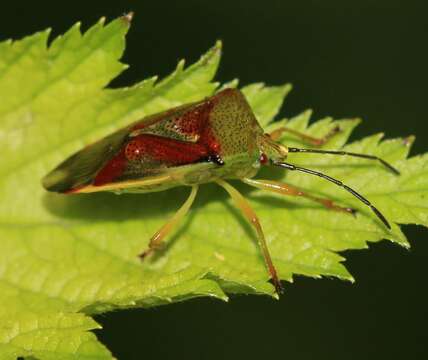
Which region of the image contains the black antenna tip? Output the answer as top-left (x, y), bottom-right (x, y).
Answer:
top-left (379, 158), bottom-right (400, 175)
top-left (370, 205), bottom-right (391, 229)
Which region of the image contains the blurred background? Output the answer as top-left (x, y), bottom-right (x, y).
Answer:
top-left (2, 1), bottom-right (427, 359)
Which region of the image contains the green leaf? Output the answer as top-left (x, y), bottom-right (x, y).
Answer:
top-left (0, 15), bottom-right (426, 359)
top-left (241, 82), bottom-right (292, 127)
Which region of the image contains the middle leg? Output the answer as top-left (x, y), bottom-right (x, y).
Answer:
top-left (216, 179), bottom-right (283, 294)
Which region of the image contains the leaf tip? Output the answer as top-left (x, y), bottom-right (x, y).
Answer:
top-left (218, 293), bottom-right (230, 302)
top-left (301, 108), bottom-right (312, 117)
top-left (176, 58), bottom-right (186, 71)
top-left (403, 135), bottom-right (416, 147)
top-left (282, 82), bottom-right (293, 93)
top-left (214, 39), bottom-right (223, 51)
top-left (225, 78), bottom-right (240, 88)
top-left (200, 40), bottom-right (222, 66)
top-left (353, 117), bottom-right (363, 126)
top-left (272, 293), bottom-right (280, 300)
top-left (121, 11), bottom-right (135, 25)
top-left (403, 242), bottom-right (411, 250)
top-left (73, 21), bottom-right (82, 31)
top-left (149, 75), bottom-right (159, 85)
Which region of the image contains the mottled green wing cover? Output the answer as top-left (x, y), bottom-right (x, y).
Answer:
top-left (0, 15), bottom-right (427, 360)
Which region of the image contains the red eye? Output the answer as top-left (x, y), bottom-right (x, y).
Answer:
top-left (260, 153), bottom-right (268, 165)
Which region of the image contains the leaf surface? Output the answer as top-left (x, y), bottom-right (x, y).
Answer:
top-left (0, 15), bottom-right (426, 360)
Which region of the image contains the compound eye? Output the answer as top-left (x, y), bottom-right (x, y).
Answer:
top-left (259, 153), bottom-right (269, 165)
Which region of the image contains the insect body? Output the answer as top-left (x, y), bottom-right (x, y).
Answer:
top-left (43, 88), bottom-right (399, 294)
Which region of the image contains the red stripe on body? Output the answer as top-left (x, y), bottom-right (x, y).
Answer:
top-left (125, 134), bottom-right (209, 164)
top-left (94, 98), bottom-right (223, 187)
top-left (93, 148), bottom-right (127, 186)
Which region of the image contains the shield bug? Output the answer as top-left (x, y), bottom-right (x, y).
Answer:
top-left (43, 88), bottom-right (399, 293)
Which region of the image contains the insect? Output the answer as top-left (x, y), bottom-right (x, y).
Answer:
top-left (43, 88), bottom-right (399, 294)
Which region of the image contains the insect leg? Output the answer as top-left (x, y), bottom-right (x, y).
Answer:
top-left (139, 185), bottom-right (199, 260)
top-left (242, 178), bottom-right (356, 215)
top-left (269, 125), bottom-right (340, 146)
top-left (216, 179), bottom-right (283, 294)
top-left (273, 161), bottom-right (392, 229)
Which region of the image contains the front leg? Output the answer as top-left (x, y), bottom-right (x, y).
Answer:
top-left (269, 125), bottom-right (340, 146)
top-left (242, 178), bottom-right (356, 215)
top-left (139, 185), bottom-right (199, 259)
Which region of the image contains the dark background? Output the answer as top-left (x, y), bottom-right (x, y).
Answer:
top-left (3, 1), bottom-right (427, 359)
